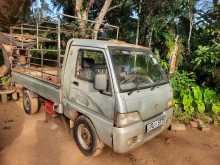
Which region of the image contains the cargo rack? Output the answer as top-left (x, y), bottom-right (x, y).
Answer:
top-left (10, 14), bottom-right (119, 86)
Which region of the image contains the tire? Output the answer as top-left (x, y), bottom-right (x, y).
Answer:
top-left (73, 115), bottom-right (104, 157)
top-left (23, 90), bottom-right (39, 114)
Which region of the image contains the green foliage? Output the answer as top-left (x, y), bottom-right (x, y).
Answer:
top-left (182, 91), bottom-right (194, 115)
top-left (0, 76), bottom-right (11, 89)
top-left (173, 108), bottom-right (193, 124)
top-left (160, 59), bottom-right (169, 72)
top-left (171, 71), bottom-right (196, 95)
top-left (171, 71), bottom-right (220, 122)
top-left (192, 86), bottom-right (202, 100)
top-left (171, 71), bottom-right (196, 117)
top-left (192, 43), bottom-right (220, 76)
top-left (192, 86), bottom-right (205, 113)
top-left (204, 88), bottom-right (216, 104)
top-left (212, 103), bottom-right (220, 114)
top-left (162, 32), bottom-right (175, 58)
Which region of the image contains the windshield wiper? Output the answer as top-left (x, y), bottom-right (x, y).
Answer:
top-left (128, 79), bottom-right (168, 95)
top-left (127, 86), bottom-right (138, 95)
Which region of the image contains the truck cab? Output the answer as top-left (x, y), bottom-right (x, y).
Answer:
top-left (60, 39), bottom-right (173, 155)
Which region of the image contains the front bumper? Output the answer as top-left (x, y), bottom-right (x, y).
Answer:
top-left (113, 108), bottom-right (173, 153)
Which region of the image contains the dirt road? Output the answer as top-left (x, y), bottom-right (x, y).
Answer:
top-left (0, 101), bottom-right (220, 165)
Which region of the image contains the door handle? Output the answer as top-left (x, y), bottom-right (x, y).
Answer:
top-left (72, 81), bottom-right (79, 86)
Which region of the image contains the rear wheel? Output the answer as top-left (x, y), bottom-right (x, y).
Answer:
top-left (73, 116), bottom-right (104, 157)
top-left (23, 90), bottom-right (39, 114)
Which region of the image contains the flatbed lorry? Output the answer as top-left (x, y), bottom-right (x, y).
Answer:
top-left (11, 38), bottom-right (173, 156)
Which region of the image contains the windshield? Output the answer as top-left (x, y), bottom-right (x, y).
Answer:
top-left (109, 46), bottom-right (168, 92)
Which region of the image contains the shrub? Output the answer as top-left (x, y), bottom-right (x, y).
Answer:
top-left (171, 71), bottom-right (220, 123)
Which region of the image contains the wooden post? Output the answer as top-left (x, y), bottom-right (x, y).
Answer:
top-left (1, 93), bottom-right (7, 103)
top-left (12, 92), bottom-right (18, 101)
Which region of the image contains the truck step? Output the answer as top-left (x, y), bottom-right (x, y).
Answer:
top-left (0, 89), bottom-right (18, 103)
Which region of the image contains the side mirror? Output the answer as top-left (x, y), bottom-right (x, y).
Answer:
top-left (94, 73), bottom-right (107, 91)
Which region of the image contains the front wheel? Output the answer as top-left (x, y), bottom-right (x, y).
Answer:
top-left (23, 90), bottom-right (39, 114)
top-left (73, 116), bottom-right (104, 157)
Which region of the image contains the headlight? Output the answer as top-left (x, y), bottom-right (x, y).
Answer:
top-left (116, 112), bottom-right (141, 128)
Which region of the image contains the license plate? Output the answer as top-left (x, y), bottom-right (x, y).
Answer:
top-left (146, 117), bottom-right (165, 133)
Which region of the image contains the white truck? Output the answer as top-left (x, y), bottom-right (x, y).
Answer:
top-left (11, 16), bottom-right (173, 156)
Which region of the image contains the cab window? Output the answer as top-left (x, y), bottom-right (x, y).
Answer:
top-left (75, 49), bottom-right (112, 94)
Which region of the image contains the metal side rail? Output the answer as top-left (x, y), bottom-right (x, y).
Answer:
top-left (12, 71), bottom-right (60, 104)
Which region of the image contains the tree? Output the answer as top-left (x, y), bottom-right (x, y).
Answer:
top-left (105, 0), bottom-right (136, 43)
top-left (187, 0), bottom-right (194, 57)
top-left (136, 0), bottom-right (186, 46)
top-left (75, 0), bottom-right (94, 37)
top-left (0, 0), bottom-right (32, 31)
top-left (52, 0), bottom-right (115, 39)
top-left (32, 0), bottom-right (53, 22)
top-left (93, 0), bottom-right (113, 39)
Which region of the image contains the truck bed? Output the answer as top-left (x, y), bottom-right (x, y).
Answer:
top-left (12, 66), bottom-right (61, 86)
top-left (12, 67), bottom-right (60, 104)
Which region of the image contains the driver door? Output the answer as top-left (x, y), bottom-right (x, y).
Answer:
top-left (68, 47), bottom-right (115, 121)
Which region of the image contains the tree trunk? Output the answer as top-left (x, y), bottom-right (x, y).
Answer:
top-left (148, 25), bottom-right (154, 48)
top-left (0, 44), bottom-right (13, 77)
top-left (75, 0), bottom-right (86, 37)
top-left (213, 0), bottom-right (220, 20)
top-left (75, 0), bottom-right (83, 18)
top-left (187, 0), bottom-right (193, 56)
top-left (75, 0), bottom-right (94, 38)
top-left (169, 35), bottom-right (179, 75)
top-left (93, 0), bottom-right (113, 39)
top-left (0, 0), bottom-right (29, 31)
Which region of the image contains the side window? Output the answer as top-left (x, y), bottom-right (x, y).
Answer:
top-left (76, 49), bottom-right (112, 94)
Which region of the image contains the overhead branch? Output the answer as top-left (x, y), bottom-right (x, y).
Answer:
top-left (93, 0), bottom-right (113, 39)
top-left (107, 3), bottom-right (123, 12)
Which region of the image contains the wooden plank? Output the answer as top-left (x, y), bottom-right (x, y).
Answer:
top-left (0, 89), bottom-right (16, 103)
top-left (0, 89), bottom-right (15, 95)
top-left (12, 92), bottom-right (18, 100)
top-left (1, 93), bottom-right (7, 103)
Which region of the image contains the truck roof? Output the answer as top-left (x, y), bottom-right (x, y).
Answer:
top-left (71, 39), bottom-right (150, 50)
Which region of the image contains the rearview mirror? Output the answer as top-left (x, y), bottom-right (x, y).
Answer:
top-left (94, 73), bottom-right (107, 91)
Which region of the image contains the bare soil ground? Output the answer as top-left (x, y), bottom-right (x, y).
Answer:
top-left (0, 100), bottom-right (220, 165)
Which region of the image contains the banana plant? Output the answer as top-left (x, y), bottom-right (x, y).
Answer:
top-left (192, 86), bottom-right (205, 113)
top-left (212, 103), bottom-right (220, 114)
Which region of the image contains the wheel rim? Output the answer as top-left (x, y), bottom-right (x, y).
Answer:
top-left (24, 93), bottom-right (30, 112)
top-left (77, 124), bottom-right (92, 150)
